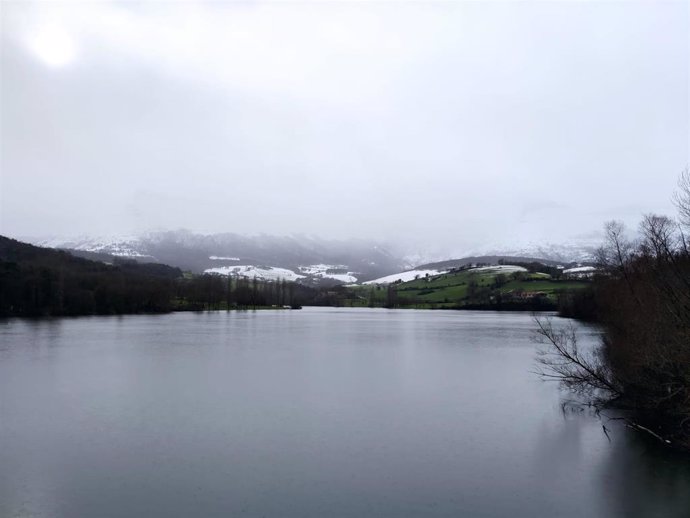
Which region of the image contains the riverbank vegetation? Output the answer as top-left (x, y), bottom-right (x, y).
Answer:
top-left (538, 171), bottom-right (690, 450)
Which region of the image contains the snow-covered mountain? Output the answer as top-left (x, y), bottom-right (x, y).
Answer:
top-left (484, 244), bottom-right (596, 263)
top-left (33, 231), bottom-right (405, 284)
top-left (30, 231), bottom-right (599, 285)
top-left (460, 239), bottom-right (598, 265)
top-left (35, 235), bottom-right (154, 259)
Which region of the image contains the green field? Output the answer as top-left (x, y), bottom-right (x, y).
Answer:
top-left (346, 267), bottom-right (590, 309)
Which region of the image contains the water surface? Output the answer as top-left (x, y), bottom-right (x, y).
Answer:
top-left (1, 308), bottom-right (689, 517)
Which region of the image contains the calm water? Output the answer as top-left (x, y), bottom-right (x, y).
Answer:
top-left (1, 308), bottom-right (689, 518)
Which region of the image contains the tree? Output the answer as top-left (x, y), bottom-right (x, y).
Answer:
top-left (368, 288), bottom-right (376, 308)
top-left (226, 276), bottom-right (234, 309)
top-left (540, 173), bottom-right (690, 448)
top-left (493, 273), bottom-right (508, 288)
top-left (673, 166), bottom-right (690, 231)
top-left (466, 277), bottom-right (478, 300)
top-left (385, 285), bottom-right (398, 308)
top-left (534, 317), bottom-right (621, 401)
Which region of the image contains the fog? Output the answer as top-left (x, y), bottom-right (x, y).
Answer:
top-left (1, 1), bottom-right (688, 252)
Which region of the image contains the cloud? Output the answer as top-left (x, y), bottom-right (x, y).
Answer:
top-left (1, 1), bottom-right (688, 251)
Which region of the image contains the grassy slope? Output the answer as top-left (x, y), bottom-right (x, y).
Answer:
top-left (348, 268), bottom-right (589, 309)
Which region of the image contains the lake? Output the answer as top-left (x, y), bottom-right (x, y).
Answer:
top-left (1, 308), bottom-right (689, 517)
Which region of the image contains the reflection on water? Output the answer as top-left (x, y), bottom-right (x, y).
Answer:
top-left (599, 429), bottom-right (690, 518)
top-left (1, 308), bottom-right (689, 517)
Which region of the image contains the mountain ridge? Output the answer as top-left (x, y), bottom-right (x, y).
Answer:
top-left (27, 231), bottom-right (598, 285)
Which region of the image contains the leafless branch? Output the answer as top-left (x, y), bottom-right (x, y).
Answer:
top-left (533, 316), bottom-right (622, 400)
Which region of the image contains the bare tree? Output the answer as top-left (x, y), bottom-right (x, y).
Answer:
top-left (640, 214), bottom-right (677, 259)
top-left (673, 167), bottom-right (690, 229)
top-left (540, 177), bottom-right (690, 447)
top-left (534, 317), bottom-right (621, 401)
top-left (595, 220), bottom-right (635, 273)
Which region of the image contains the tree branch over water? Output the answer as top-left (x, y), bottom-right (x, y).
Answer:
top-left (533, 317), bottom-right (622, 401)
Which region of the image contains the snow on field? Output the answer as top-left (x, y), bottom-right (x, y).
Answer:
top-left (209, 256), bottom-right (240, 261)
top-left (204, 264), bottom-right (359, 283)
top-left (316, 273), bottom-right (356, 283)
top-left (363, 264), bottom-right (531, 285)
top-left (95, 247), bottom-right (148, 258)
top-left (299, 264), bottom-right (358, 283)
top-left (563, 266), bottom-right (596, 276)
top-left (363, 269), bottom-right (446, 285)
top-left (299, 264), bottom-right (346, 275)
top-left (471, 265), bottom-right (528, 274)
top-left (563, 266), bottom-right (596, 274)
top-left (204, 265), bottom-right (305, 282)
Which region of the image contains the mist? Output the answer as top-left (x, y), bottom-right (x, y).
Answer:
top-left (1, 1), bottom-right (688, 253)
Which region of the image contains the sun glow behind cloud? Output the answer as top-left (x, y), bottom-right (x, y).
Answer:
top-left (1, 1), bottom-right (688, 248)
top-left (27, 25), bottom-right (77, 67)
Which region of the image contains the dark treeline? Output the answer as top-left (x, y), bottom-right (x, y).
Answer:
top-left (175, 275), bottom-right (315, 310)
top-left (540, 171), bottom-right (690, 450)
top-left (556, 286), bottom-right (599, 321)
top-left (0, 236), bottom-right (314, 316)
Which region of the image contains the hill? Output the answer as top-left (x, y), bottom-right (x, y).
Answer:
top-left (34, 231), bottom-right (406, 284)
top-left (0, 236), bottom-right (319, 316)
top-left (0, 236), bottom-right (182, 316)
top-left (362, 255), bottom-right (587, 286)
top-left (349, 263), bottom-right (590, 310)
top-left (413, 255), bottom-right (568, 271)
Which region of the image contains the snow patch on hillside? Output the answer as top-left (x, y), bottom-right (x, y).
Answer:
top-left (204, 265), bottom-right (305, 282)
top-left (562, 266), bottom-right (596, 278)
top-left (471, 265), bottom-right (528, 274)
top-left (209, 256), bottom-right (240, 261)
top-left (36, 235), bottom-right (149, 258)
top-left (325, 273), bottom-right (359, 283)
top-left (363, 264), bottom-right (532, 285)
top-left (298, 264), bottom-right (358, 283)
top-left (363, 269), bottom-right (446, 285)
top-left (562, 266), bottom-right (596, 274)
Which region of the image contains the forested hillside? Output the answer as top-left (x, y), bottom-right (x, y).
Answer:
top-left (0, 236), bottom-right (182, 316)
top-left (0, 236), bottom-right (318, 316)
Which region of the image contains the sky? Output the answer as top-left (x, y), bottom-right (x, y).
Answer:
top-left (1, 0), bottom-right (688, 254)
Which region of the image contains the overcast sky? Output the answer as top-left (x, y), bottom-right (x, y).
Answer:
top-left (1, 0), bottom-right (688, 252)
